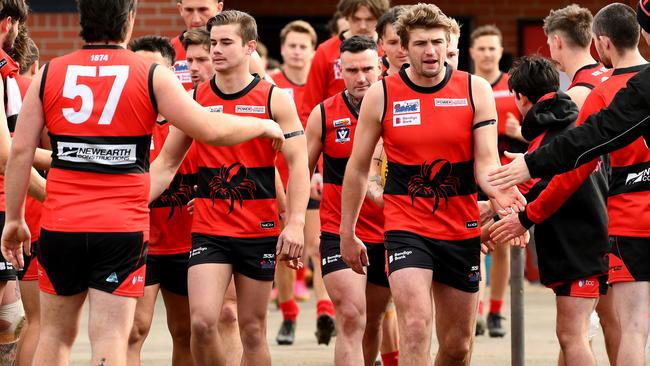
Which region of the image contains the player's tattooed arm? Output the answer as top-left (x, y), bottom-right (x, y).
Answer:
top-left (366, 139), bottom-right (385, 207)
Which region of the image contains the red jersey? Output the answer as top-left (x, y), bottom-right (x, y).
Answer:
top-left (192, 76), bottom-right (280, 238)
top-left (171, 34), bottom-right (194, 91)
top-left (320, 92), bottom-right (384, 243)
top-left (40, 45), bottom-right (158, 233)
top-left (568, 63), bottom-right (611, 90)
top-left (523, 66), bottom-right (650, 239)
top-left (585, 65), bottom-right (650, 237)
top-left (491, 73), bottom-right (526, 163)
top-left (300, 34), bottom-right (345, 124)
top-left (0, 48), bottom-right (20, 213)
top-left (381, 66), bottom-right (479, 240)
top-left (11, 73), bottom-right (43, 242)
top-left (149, 120), bottom-right (198, 255)
top-left (300, 34), bottom-right (384, 124)
top-left (272, 69), bottom-right (307, 187)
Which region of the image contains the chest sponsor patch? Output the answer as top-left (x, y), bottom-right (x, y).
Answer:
top-left (57, 142), bottom-right (137, 166)
top-left (434, 98), bottom-right (468, 107)
top-left (393, 113), bottom-right (421, 127)
top-left (205, 105), bottom-right (223, 113)
top-left (236, 105), bottom-right (266, 114)
top-left (335, 127), bottom-right (351, 143)
top-left (333, 118), bottom-right (351, 127)
top-left (393, 99), bottom-right (420, 115)
top-left (173, 60), bottom-right (191, 84)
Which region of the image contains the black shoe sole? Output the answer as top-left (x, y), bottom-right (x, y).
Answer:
top-left (488, 331), bottom-right (506, 338)
top-left (315, 314), bottom-right (336, 345)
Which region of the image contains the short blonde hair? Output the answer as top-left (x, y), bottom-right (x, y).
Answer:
top-left (394, 3), bottom-right (452, 47)
top-left (469, 25), bottom-right (502, 47)
top-left (280, 20), bottom-right (317, 48)
top-left (449, 17), bottom-right (461, 37)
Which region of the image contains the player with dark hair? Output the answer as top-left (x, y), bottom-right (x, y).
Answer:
top-left (495, 55), bottom-right (609, 366)
top-left (127, 35), bottom-right (196, 366)
top-left (149, 10), bottom-right (308, 366)
top-left (0, 1), bottom-right (284, 364)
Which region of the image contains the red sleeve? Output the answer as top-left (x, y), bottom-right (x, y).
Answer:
top-left (525, 90), bottom-right (606, 224)
top-left (300, 46), bottom-right (329, 124)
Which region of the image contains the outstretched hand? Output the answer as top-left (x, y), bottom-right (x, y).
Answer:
top-left (488, 152), bottom-right (531, 189)
top-left (489, 212), bottom-right (528, 245)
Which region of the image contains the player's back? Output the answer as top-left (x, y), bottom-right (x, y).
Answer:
top-left (40, 45), bottom-right (159, 233)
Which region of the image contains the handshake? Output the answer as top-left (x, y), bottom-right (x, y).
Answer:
top-left (478, 200), bottom-right (530, 254)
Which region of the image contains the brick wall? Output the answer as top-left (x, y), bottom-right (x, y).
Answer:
top-left (26, 0), bottom-right (649, 62)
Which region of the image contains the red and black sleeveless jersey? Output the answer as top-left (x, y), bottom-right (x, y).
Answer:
top-left (0, 48), bottom-right (19, 213)
top-left (568, 63), bottom-right (611, 90)
top-left (192, 75), bottom-right (280, 238)
top-left (171, 33), bottom-right (194, 91)
top-left (40, 45), bottom-right (158, 233)
top-left (320, 92), bottom-right (384, 243)
top-left (272, 69), bottom-right (306, 187)
top-left (10, 74), bottom-right (43, 242)
top-left (586, 64), bottom-right (650, 237)
top-left (381, 66), bottom-right (479, 240)
top-left (491, 73), bottom-right (526, 163)
top-left (149, 120), bottom-right (198, 255)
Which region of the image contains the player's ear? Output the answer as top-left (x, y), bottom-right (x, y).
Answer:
top-left (247, 40), bottom-right (257, 55)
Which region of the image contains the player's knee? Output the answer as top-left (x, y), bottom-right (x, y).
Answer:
top-left (0, 300), bottom-right (25, 344)
top-left (218, 302), bottom-right (238, 326)
top-left (190, 313), bottom-right (218, 343)
top-left (556, 323), bottom-right (584, 346)
top-left (401, 315), bottom-right (431, 350)
top-left (167, 316), bottom-right (191, 343)
top-left (238, 320), bottom-right (265, 350)
top-left (128, 318), bottom-right (151, 345)
top-left (335, 301), bottom-right (364, 335)
top-left (439, 339), bottom-right (472, 363)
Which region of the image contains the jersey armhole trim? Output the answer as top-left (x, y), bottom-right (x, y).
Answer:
top-left (39, 62), bottom-right (50, 104)
top-left (148, 63), bottom-right (159, 115)
top-left (268, 84), bottom-right (275, 122)
top-left (573, 82), bottom-right (595, 90)
top-left (380, 78), bottom-right (388, 125)
top-left (468, 74), bottom-right (476, 113)
top-left (320, 102), bottom-right (326, 145)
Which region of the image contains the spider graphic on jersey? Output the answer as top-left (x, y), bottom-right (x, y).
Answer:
top-left (407, 159), bottom-right (460, 214)
top-left (155, 174), bottom-right (195, 219)
top-left (209, 162), bottom-right (257, 214)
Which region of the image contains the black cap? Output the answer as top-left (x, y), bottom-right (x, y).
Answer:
top-left (638, 0), bottom-right (650, 33)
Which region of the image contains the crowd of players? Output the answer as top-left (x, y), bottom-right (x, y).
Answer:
top-left (0, 0), bottom-right (648, 365)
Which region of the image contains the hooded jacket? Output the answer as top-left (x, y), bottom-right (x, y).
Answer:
top-left (517, 91), bottom-right (609, 287)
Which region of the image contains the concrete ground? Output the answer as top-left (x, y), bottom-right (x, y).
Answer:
top-left (68, 282), bottom-right (648, 365)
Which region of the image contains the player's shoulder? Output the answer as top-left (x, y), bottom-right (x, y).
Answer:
top-left (317, 34), bottom-right (343, 52)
